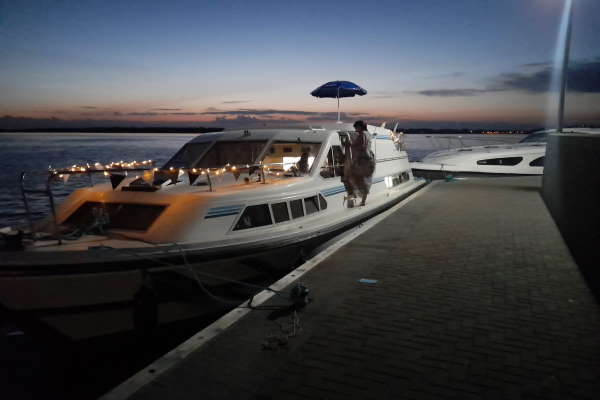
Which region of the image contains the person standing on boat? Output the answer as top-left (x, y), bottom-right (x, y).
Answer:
top-left (290, 152), bottom-right (309, 176)
top-left (344, 120), bottom-right (375, 206)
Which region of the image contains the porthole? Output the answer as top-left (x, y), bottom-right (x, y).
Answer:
top-left (477, 157), bottom-right (523, 166)
top-left (529, 156), bottom-right (544, 167)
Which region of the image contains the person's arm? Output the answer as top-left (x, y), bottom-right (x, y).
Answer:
top-left (359, 133), bottom-right (369, 151)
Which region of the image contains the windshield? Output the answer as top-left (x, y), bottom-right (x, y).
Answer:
top-left (261, 141), bottom-right (322, 173)
top-left (163, 142), bottom-right (211, 169)
top-left (519, 131), bottom-right (548, 143)
top-left (197, 141), bottom-right (268, 168)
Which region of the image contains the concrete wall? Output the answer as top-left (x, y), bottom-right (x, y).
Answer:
top-left (542, 132), bottom-right (600, 290)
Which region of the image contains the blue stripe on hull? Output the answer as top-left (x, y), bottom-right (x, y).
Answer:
top-left (205, 212), bottom-right (240, 219)
top-left (205, 204), bottom-right (244, 219)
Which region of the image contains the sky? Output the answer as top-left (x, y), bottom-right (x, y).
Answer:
top-left (1, 0), bottom-right (599, 130)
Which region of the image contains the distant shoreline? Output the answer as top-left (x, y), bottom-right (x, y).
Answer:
top-left (0, 127), bottom-right (224, 133)
top-left (0, 127), bottom-right (534, 134)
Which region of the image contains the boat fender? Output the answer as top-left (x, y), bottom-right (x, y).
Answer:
top-left (444, 174), bottom-right (456, 182)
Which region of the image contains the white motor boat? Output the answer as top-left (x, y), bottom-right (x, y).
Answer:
top-left (411, 130), bottom-right (550, 179)
top-left (0, 124), bottom-right (423, 340)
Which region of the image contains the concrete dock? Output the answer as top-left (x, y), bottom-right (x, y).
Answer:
top-left (107, 176), bottom-right (600, 400)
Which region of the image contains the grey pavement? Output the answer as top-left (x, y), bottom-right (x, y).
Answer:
top-left (130, 177), bottom-right (600, 400)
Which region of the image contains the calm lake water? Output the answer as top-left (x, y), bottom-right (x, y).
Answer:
top-left (0, 131), bottom-right (524, 229)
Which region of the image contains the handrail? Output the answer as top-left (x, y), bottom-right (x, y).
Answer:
top-left (424, 135), bottom-right (517, 151)
top-left (19, 171), bottom-right (62, 244)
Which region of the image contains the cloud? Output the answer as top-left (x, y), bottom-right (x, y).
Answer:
top-left (304, 112), bottom-right (372, 121)
top-left (221, 100), bottom-right (252, 104)
top-left (413, 59), bottom-right (600, 97)
top-left (202, 108), bottom-right (321, 116)
top-left (369, 91), bottom-right (405, 99)
top-left (491, 60), bottom-right (600, 93)
top-left (519, 61), bottom-right (551, 68)
top-left (415, 88), bottom-right (490, 97)
top-left (126, 112), bottom-right (160, 116)
top-left (81, 106), bottom-right (98, 109)
top-left (149, 108), bottom-right (182, 111)
top-left (424, 72), bottom-right (465, 79)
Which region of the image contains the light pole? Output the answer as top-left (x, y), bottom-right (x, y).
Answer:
top-left (557, 0), bottom-right (573, 133)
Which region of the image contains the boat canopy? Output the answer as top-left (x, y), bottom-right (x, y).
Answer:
top-left (162, 129), bottom-right (326, 171)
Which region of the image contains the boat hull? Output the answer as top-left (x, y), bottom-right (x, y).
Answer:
top-left (0, 181), bottom-right (425, 341)
top-left (411, 167), bottom-right (542, 180)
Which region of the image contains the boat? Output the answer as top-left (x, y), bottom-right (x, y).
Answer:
top-left (0, 124), bottom-right (424, 341)
top-left (410, 130), bottom-right (550, 179)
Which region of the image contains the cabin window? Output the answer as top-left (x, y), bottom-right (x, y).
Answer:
top-left (234, 204), bottom-right (272, 230)
top-left (290, 199), bottom-right (304, 219)
top-left (529, 156), bottom-right (545, 167)
top-left (318, 194), bottom-right (327, 210)
top-left (304, 196), bottom-right (319, 215)
top-left (261, 141), bottom-right (322, 175)
top-left (320, 146), bottom-right (345, 178)
top-left (197, 141), bottom-right (267, 168)
top-left (63, 202), bottom-right (166, 231)
top-left (271, 202), bottom-right (290, 223)
top-left (477, 157), bottom-right (523, 166)
top-left (163, 142), bottom-right (211, 169)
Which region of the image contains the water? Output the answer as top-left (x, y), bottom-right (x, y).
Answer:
top-left (0, 131), bottom-right (524, 229)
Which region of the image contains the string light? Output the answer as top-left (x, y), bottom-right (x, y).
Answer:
top-left (50, 158), bottom-right (303, 189)
top-left (52, 160), bottom-right (155, 175)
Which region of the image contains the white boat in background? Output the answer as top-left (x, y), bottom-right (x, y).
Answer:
top-left (411, 130), bottom-right (550, 179)
top-left (0, 123), bottom-right (424, 340)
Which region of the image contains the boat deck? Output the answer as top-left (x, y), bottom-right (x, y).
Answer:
top-left (106, 176), bottom-right (600, 400)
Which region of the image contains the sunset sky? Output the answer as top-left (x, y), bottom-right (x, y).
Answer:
top-left (1, 0), bottom-right (599, 129)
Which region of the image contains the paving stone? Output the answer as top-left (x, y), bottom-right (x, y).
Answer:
top-left (128, 177), bottom-right (600, 400)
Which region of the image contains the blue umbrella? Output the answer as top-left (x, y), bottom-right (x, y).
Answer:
top-left (311, 80), bottom-right (367, 123)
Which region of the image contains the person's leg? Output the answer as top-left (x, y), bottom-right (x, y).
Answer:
top-left (357, 176), bottom-right (371, 206)
top-left (359, 193), bottom-right (367, 206)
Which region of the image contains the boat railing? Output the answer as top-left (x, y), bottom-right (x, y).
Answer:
top-left (18, 161), bottom-right (155, 242)
top-left (19, 171), bottom-right (62, 243)
top-left (16, 159), bottom-right (323, 234)
top-left (425, 135), bottom-right (518, 151)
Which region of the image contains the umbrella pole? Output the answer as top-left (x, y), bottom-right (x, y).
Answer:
top-left (336, 86), bottom-right (341, 123)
